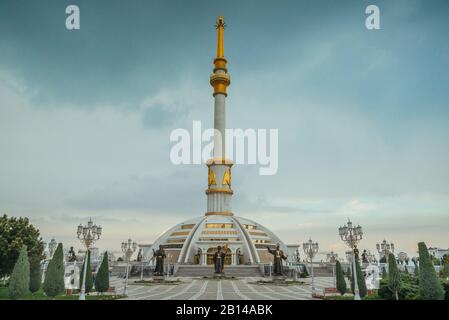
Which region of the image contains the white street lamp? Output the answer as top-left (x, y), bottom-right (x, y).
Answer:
top-left (326, 251), bottom-right (338, 288)
top-left (376, 239), bottom-right (394, 263)
top-left (122, 238), bottom-right (137, 297)
top-left (303, 238), bottom-right (319, 297)
top-left (77, 218), bottom-right (101, 300)
top-left (48, 237), bottom-right (58, 259)
top-left (339, 219), bottom-right (363, 300)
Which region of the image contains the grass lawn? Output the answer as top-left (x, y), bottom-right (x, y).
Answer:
top-left (0, 287), bottom-right (124, 300)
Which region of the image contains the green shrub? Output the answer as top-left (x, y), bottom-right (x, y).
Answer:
top-left (350, 260), bottom-right (367, 298)
top-left (300, 264), bottom-right (309, 278)
top-left (441, 281), bottom-right (449, 300)
top-left (29, 258), bottom-right (42, 293)
top-left (79, 250), bottom-right (93, 294)
top-left (95, 252), bottom-right (109, 293)
top-left (439, 262), bottom-right (449, 279)
top-left (8, 246), bottom-right (30, 300)
top-left (404, 265), bottom-right (409, 274)
top-left (418, 242), bottom-right (444, 300)
top-left (388, 253), bottom-right (401, 300)
top-left (43, 243), bottom-right (65, 297)
top-left (335, 260), bottom-right (346, 295)
top-left (378, 273), bottom-right (420, 300)
top-left (381, 266), bottom-right (388, 279)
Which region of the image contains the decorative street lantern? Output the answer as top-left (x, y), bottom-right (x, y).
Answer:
top-left (48, 237), bottom-right (58, 259)
top-left (121, 238), bottom-right (137, 296)
top-left (326, 251), bottom-right (339, 288)
top-left (76, 218), bottom-right (101, 300)
top-left (376, 239), bottom-right (394, 262)
top-left (339, 219), bottom-right (363, 300)
top-left (303, 238), bottom-right (319, 296)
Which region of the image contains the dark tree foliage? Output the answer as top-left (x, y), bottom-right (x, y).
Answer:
top-left (378, 273), bottom-right (420, 300)
top-left (418, 242), bottom-right (444, 300)
top-left (8, 245), bottom-right (30, 300)
top-left (350, 259), bottom-right (367, 298)
top-left (95, 251), bottom-right (110, 293)
top-left (335, 260), bottom-right (346, 295)
top-left (79, 250), bottom-right (93, 294)
top-left (0, 215), bottom-right (45, 278)
top-left (29, 258), bottom-right (42, 293)
top-left (43, 243), bottom-right (65, 298)
top-left (388, 253), bottom-right (401, 300)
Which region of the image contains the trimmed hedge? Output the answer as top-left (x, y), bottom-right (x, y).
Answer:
top-left (388, 253), bottom-right (401, 300)
top-left (79, 250), bottom-right (93, 294)
top-left (335, 260), bottom-right (346, 295)
top-left (95, 252), bottom-right (109, 293)
top-left (43, 243), bottom-right (65, 297)
top-left (29, 258), bottom-right (42, 293)
top-left (378, 273), bottom-right (420, 300)
top-left (418, 242), bottom-right (444, 300)
top-left (8, 246), bottom-right (30, 300)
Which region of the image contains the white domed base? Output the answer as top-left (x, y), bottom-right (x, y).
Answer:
top-left (144, 215), bottom-right (287, 266)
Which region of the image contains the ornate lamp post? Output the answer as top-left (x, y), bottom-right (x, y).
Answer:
top-left (303, 238), bottom-right (319, 296)
top-left (76, 218), bottom-right (101, 300)
top-left (376, 239), bottom-right (394, 263)
top-left (48, 237), bottom-right (58, 259)
top-left (339, 219), bottom-right (363, 300)
top-left (121, 238), bottom-right (137, 296)
top-left (139, 248), bottom-right (146, 281)
top-left (366, 250), bottom-right (376, 263)
top-left (326, 251), bottom-right (338, 288)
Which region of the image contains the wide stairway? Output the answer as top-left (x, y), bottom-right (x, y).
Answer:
top-left (311, 266), bottom-right (334, 277)
top-left (175, 265), bottom-right (262, 277)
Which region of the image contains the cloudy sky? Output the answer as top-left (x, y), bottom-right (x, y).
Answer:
top-left (1, 0), bottom-right (449, 259)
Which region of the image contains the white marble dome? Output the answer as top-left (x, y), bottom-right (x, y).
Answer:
top-left (145, 214), bottom-right (288, 266)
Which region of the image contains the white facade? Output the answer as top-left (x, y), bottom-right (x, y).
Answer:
top-left (428, 247), bottom-right (449, 260)
top-left (144, 215), bottom-right (288, 266)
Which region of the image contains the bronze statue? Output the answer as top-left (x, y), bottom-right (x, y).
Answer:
top-left (267, 243), bottom-right (287, 275)
top-left (236, 248), bottom-right (243, 265)
top-left (353, 245), bottom-right (360, 261)
top-left (213, 246), bottom-right (226, 274)
top-left (194, 248), bottom-right (202, 264)
top-left (137, 249), bottom-right (143, 262)
top-left (152, 245), bottom-right (166, 276)
top-left (362, 249), bottom-right (368, 263)
top-left (68, 246), bottom-right (77, 262)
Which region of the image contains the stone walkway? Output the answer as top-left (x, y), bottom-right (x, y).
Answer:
top-left (111, 276), bottom-right (335, 300)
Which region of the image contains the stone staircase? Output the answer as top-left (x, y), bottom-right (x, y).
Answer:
top-left (311, 266), bottom-right (334, 277)
top-left (175, 265), bottom-right (262, 277)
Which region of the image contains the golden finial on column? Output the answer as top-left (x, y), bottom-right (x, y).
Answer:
top-left (215, 16), bottom-right (226, 58)
top-left (210, 16), bottom-right (230, 96)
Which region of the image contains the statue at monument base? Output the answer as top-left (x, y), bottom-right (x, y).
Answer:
top-left (213, 246), bottom-right (226, 275)
top-left (267, 243), bottom-right (288, 276)
top-left (153, 245), bottom-right (166, 277)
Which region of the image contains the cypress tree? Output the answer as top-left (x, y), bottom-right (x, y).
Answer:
top-left (8, 246), bottom-right (30, 300)
top-left (335, 260), bottom-right (346, 295)
top-left (95, 251), bottom-right (110, 293)
top-left (382, 266), bottom-right (388, 279)
top-left (43, 243), bottom-right (65, 297)
top-left (79, 250), bottom-right (93, 294)
top-left (350, 259), bottom-right (367, 297)
top-left (413, 259), bottom-right (419, 277)
top-left (388, 253), bottom-right (401, 300)
top-left (440, 260), bottom-right (449, 279)
top-left (29, 258), bottom-right (42, 293)
top-left (418, 242), bottom-right (444, 300)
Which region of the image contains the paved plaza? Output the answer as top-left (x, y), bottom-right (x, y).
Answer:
top-left (110, 277), bottom-right (335, 300)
